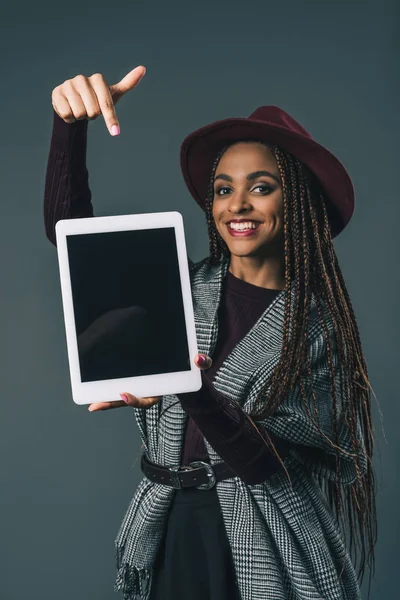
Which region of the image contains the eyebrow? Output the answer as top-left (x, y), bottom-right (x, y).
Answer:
top-left (214, 170), bottom-right (281, 185)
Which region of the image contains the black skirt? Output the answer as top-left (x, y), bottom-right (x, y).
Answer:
top-left (149, 485), bottom-right (241, 600)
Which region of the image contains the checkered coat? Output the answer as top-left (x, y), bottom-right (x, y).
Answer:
top-left (114, 255), bottom-right (367, 600)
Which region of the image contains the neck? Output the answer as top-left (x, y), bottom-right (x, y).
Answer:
top-left (228, 254), bottom-right (286, 291)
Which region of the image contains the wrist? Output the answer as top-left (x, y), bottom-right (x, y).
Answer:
top-left (51, 108), bottom-right (88, 149)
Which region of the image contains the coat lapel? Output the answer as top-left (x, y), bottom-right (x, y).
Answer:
top-left (191, 256), bottom-right (296, 407)
top-left (190, 256), bottom-right (229, 358)
top-left (213, 277), bottom-right (296, 409)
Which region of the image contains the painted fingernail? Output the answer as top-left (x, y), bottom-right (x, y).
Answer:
top-left (111, 125), bottom-right (120, 136)
top-left (197, 354), bottom-right (206, 365)
top-left (120, 393), bottom-right (129, 403)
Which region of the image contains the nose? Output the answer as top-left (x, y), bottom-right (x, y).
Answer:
top-left (226, 188), bottom-right (253, 214)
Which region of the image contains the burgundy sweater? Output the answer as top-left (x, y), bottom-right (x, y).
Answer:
top-left (44, 110), bottom-right (291, 485)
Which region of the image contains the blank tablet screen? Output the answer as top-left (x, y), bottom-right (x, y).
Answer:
top-left (66, 227), bottom-right (190, 382)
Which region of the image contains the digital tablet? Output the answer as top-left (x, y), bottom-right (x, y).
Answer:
top-left (55, 211), bottom-right (202, 405)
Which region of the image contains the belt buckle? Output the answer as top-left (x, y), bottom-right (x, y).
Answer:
top-left (188, 460), bottom-right (216, 490)
top-left (168, 465), bottom-right (183, 489)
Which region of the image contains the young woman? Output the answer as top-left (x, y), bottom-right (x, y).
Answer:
top-left (44, 66), bottom-right (377, 600)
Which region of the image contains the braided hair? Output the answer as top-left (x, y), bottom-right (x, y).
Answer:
top-left (204, 141), bottom-right (378, 595)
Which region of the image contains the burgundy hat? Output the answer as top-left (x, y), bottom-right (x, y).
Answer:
top-left (180, 105), bottom-right (355, 238)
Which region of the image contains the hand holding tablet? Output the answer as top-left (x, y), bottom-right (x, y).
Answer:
top-left (88, 353), bottom-right (212, 412)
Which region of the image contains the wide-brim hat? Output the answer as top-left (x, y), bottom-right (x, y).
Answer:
top-left (180, 105), bottom-right (355, 238)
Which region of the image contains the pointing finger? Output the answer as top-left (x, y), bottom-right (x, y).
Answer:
top-left (89, 72), bottom-right (120, 136)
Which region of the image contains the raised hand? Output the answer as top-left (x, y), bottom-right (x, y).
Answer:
top-left (51, 65), bottom-right (146, 136)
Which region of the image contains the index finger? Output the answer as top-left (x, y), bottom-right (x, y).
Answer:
top-left (89, 73), bottom-right (120, 136)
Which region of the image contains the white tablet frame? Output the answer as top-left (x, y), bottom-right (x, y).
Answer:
top-left (55, 211), bottom-right (202, 405)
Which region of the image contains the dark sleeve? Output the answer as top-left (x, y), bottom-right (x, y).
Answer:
top-left (44, 110), bottom-right (94, 246)
top-left (178, 372), bottom-right (292, 485)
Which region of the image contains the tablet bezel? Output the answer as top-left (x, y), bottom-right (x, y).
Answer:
top-left (55, 211), bottom-right (202, 405)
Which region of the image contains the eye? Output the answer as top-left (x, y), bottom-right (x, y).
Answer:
top-left (253, 184), bottom-right (274, 194)
top-left (214, 186), bottom-right (231, 196)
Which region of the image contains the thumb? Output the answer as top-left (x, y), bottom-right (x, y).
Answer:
top-left (195, 354), bottom-right (213, 370)
top-left (110, 65), bottom-right (146, 104)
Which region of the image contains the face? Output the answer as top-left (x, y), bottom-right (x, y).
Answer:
top-left (212, 142), bottom-right (284, 258)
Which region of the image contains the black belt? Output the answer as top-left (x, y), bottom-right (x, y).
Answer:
top-left (140, 452), bottom-right (237, 490)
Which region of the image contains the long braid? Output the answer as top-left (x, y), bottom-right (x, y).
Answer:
top-left (204, 141), bottom-right (377, 595)
top-left (205, 146), bottom-right (230, 263)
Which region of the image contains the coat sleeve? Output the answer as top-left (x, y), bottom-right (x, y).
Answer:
top-left (260, 324), bottom-right (368, 484)
top-left (44, 110), bottom-right (94, 246)
top-left (178, 371), bottom-right (291, 485)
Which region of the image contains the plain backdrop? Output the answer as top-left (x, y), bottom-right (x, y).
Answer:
top-left (0, 1), bottom-right (398, 599)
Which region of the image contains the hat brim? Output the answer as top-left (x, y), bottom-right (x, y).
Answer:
top-left (180, 117), bottom-right (354, 238)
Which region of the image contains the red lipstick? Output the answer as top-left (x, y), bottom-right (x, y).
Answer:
top-left (226, 221), bottom-right (261, 237)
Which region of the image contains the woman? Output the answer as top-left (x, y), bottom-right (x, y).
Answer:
top-left (44, 66), bottom-right (377, 600)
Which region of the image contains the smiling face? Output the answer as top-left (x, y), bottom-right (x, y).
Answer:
top-left (212, 142), bottom-right (285, 260)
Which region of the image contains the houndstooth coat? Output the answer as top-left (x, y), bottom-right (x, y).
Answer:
top-left (114, 255), bottom-right (367, 600)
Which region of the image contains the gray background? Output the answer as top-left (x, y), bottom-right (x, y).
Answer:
top-left (1, 0), bottom-right (398, 598)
